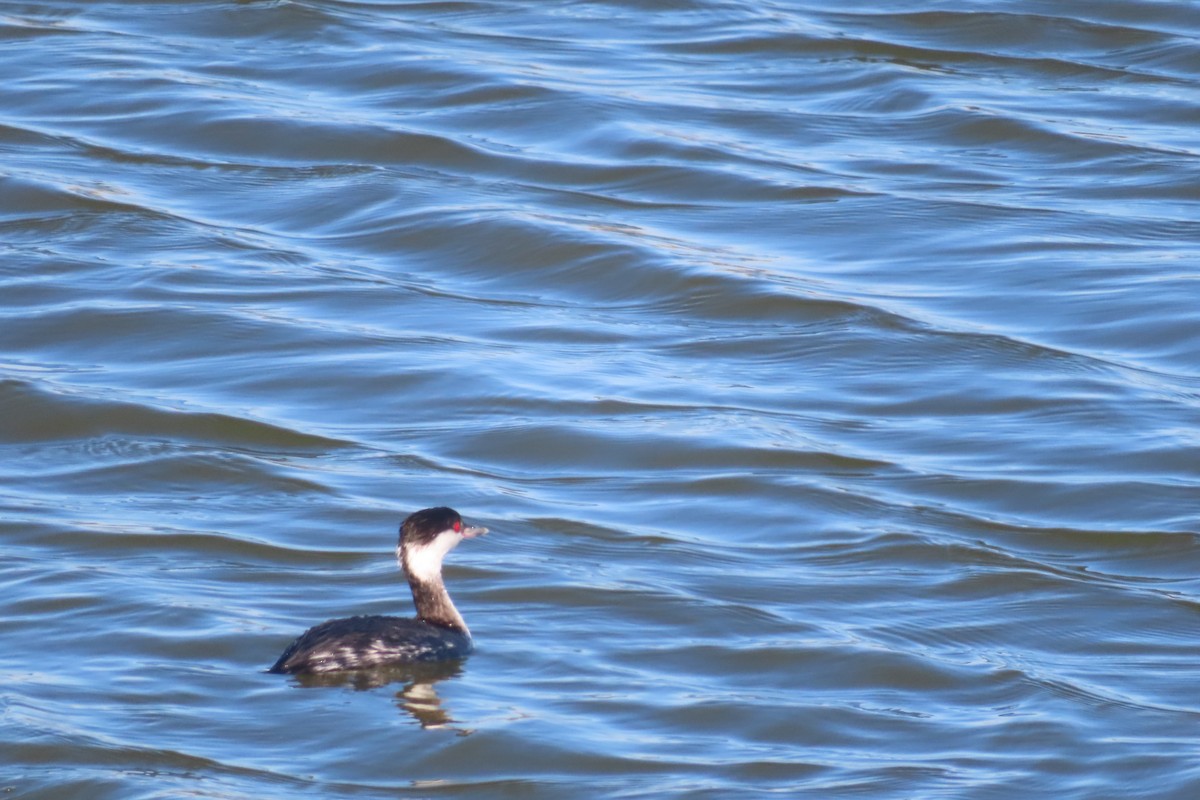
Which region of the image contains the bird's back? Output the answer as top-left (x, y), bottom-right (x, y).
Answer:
top-left (268, 614), bottom-right (472, 674)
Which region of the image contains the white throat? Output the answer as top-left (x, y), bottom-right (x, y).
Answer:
top-left (399, 530), bottom-right (462, 584)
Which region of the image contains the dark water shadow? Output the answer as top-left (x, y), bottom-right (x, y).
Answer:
top-left (287, 661), bottom-right (471, 732)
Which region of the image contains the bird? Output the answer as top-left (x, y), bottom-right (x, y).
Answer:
top-left (269, 506), bottom-right (486, 674)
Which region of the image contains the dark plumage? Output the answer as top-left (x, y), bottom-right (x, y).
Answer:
top-left (269, 507), bottom-right (487, 675)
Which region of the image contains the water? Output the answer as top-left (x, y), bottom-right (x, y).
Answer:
top-left (2, 1), bottom-right (1199, 796)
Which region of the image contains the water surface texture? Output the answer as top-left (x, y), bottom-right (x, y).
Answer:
top-left (3, 1), bottom-right (1200, 797)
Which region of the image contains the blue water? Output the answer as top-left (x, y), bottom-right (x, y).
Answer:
top-left (2, 2), bottom-right (1200, 797)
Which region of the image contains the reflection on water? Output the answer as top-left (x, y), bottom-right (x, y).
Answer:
top-left (291, 662), bottom-right (470, 732)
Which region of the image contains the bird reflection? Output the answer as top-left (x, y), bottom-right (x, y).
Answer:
top-left (290, 661), bottom-right (470, 731)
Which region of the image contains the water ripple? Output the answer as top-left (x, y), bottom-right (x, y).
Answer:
top-left (3, 1), bottom-right (1200, 798)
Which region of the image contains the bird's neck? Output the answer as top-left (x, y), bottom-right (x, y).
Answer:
top-left (408, 576), bottom-right (469, 636)
top-left (401, 540), bottom-right (469, 636)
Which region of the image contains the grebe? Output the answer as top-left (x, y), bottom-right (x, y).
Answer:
top-left (269, 506), bottom-right (487, 674)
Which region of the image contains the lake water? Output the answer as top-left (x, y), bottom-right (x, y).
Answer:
top-left (2, 1), bottom-right (1200, 797)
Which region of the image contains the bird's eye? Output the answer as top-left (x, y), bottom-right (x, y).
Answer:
top-left (453, 520), bottom-right (462, 532)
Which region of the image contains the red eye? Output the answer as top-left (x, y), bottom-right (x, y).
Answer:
top-left (453, 520), bottom-right (462, 532)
